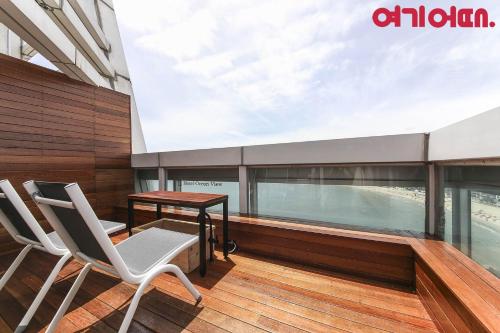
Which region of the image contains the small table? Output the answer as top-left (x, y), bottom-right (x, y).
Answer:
top-left (127, 191), bottom-right (229, 277)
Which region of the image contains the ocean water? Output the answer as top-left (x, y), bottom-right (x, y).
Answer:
top-left (471, 222), bottom-right (500, 276)
top-left (180, 181), bottom-right (239, 212)
top-left (180, 181), bottom-right (425, 231)
top-left (445, 210), bottom-right (500, 277)
top-left (179, 181), bottom-right (498, 276)
top-left (256, 183), bottom-right (425, 232)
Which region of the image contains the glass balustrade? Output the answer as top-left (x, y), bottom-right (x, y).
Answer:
top-left (248, 165), bottom-right (427, 233)
top-left (135, 168), bottom-right (159, 192)
top-left (439, 166), bottom-right (500, 277)
top-left (168, 168), bottom-right (239, 213)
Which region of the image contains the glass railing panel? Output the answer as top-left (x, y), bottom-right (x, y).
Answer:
top-left (178, 180), bottom-right (239, 212)
top-left (471, 190), bottom-right (500, 275)
top-left (249, 165), bottom-right (427, 233)
top-left (168, 168), bottom-right (239, 213)
top-left (441, 166), bottom-right (500, 277)
top-left (135, 168), bottom-right (159, 193)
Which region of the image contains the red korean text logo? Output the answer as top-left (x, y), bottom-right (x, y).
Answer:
top-left (373, 6), bottom-right (495, 28)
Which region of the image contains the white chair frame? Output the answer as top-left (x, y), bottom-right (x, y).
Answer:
top-left (0, 179), bottom-right (124, 332)
top-left (0, 180), bottom-right (72, 332)
top-left (24, 181), bottom-right (202, 333)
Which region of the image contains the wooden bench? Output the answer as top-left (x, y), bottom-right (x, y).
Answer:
top-left (409, 238), bottom-right (499, 333)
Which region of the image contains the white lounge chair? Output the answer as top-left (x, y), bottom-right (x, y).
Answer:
top-left (0, 179), bottom-right (124, 332)
top-left (24, 180), bottom-right (202, 333)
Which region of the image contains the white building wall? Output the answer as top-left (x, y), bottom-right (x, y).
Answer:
top-left (95, 0), bottom-right (146, 153)
top-left (429, 107), bottom-right (500, 161)
top-left (0, 0), bottom-right (146, 153)
top-left (0, 23), bottom-right (21, 58)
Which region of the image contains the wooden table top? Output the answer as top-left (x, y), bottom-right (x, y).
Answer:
top-left (128, 191), bottom-right (228, 208)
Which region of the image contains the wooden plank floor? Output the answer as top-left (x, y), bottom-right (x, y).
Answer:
top-left (0, 233), bottom-right (439, 333)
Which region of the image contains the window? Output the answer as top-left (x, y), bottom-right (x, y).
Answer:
top-left (168, 168), bottom-right (239, 213)
top-left (439, 166), bottom-right (500, 277)
top-left (135, 169), bottom-right (159, 193)
top-left (249, 165), bottom-right (427, 233)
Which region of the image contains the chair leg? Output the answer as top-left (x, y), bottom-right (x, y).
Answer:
top-left (118, 264), bottom-right (202, 333)
top-left (168, 264), bottom-right (202, 302)
top-left (46, 263), bottom-right (92, 333)
top-left (0, 244), bottom-right (32, 291)
top-left (15, 252), bottom-right (72, 333)
top-left (118, 277), bottom-right (151, 333)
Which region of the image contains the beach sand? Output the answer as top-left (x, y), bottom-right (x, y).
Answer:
top-left (358, 186), bottom-right (500, 233)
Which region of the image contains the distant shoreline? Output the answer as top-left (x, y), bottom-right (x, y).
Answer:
top-left (358, 186), bottom-right (500, 233)
top-left (356, 186), bottom-right (425, 205)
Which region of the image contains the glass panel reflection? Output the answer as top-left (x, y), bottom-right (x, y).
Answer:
top-left (168, 168), bottom-right (239, 213)
top-left (136, 169), bottom-right (159, 193)
top-left (441, 166), bottom-right (500, 277)
top-left (249, 166), bottom-right (426, 233)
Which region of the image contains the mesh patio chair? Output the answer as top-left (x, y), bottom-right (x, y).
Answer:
top-left (0, 179), bottom-right (124, 332)
top-left (24, 180), bottom-right (202, 333)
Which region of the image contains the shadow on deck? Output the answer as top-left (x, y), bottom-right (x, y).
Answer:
top-left (0, 232), bottom-right (438, 333)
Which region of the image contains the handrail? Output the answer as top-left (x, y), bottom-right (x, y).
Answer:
top-left (131, 133), bottom-right (428, 168)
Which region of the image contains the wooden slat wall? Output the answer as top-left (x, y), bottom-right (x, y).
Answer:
top-left (0, 54), bottom-right (132, 254)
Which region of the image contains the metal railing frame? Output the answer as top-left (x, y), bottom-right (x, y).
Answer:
top-left (131, 116), bottom-right (500, 237)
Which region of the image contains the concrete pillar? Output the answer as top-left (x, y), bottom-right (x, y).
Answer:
top-left (427, 164), bottom-right (436, 235)
top-left (158, 168), bottom-right (166, 191)
top-left (239, 166), bottom-right (248, 214)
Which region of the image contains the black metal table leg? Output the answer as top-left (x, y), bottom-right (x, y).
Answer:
top-left (223, 199), bottom-right (229, 258)
top-left (127, 199), bottom-right (134, 236)
top-left (156, 203), bottom-right (162, 219)
top-left (205, 213), bottom-right (214, 262)
top-left (198, 207), bottom-right (207, 277)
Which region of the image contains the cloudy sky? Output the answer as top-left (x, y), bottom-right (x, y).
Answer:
top-left (38, 0), bottom-right (500, 152)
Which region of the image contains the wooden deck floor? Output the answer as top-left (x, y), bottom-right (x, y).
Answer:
top-left (0, 234), bottom-right (439, 333)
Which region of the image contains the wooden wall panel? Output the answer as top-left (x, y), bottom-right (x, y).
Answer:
top-left (94, 85), bottom-right (133, 219)
top-left (0, 54), bottom-right (132, 254)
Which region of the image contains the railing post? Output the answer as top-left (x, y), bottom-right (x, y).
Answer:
top-left (158, 168), bottom-right (166, 191)
top-left (427, 163), bottom-right (436, 235)
top-left (133, 168), bottom-right (138, 193)
top-left (239, 166), bottom-right (248, 214)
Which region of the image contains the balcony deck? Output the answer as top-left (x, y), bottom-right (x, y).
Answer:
top-left (0, 46), bottom-right (498, 333)
top-left (0, 232), bottom-right (439, 333)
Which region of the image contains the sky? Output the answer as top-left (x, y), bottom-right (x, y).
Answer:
top-left (33, 0), bottom-right (500, 152)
